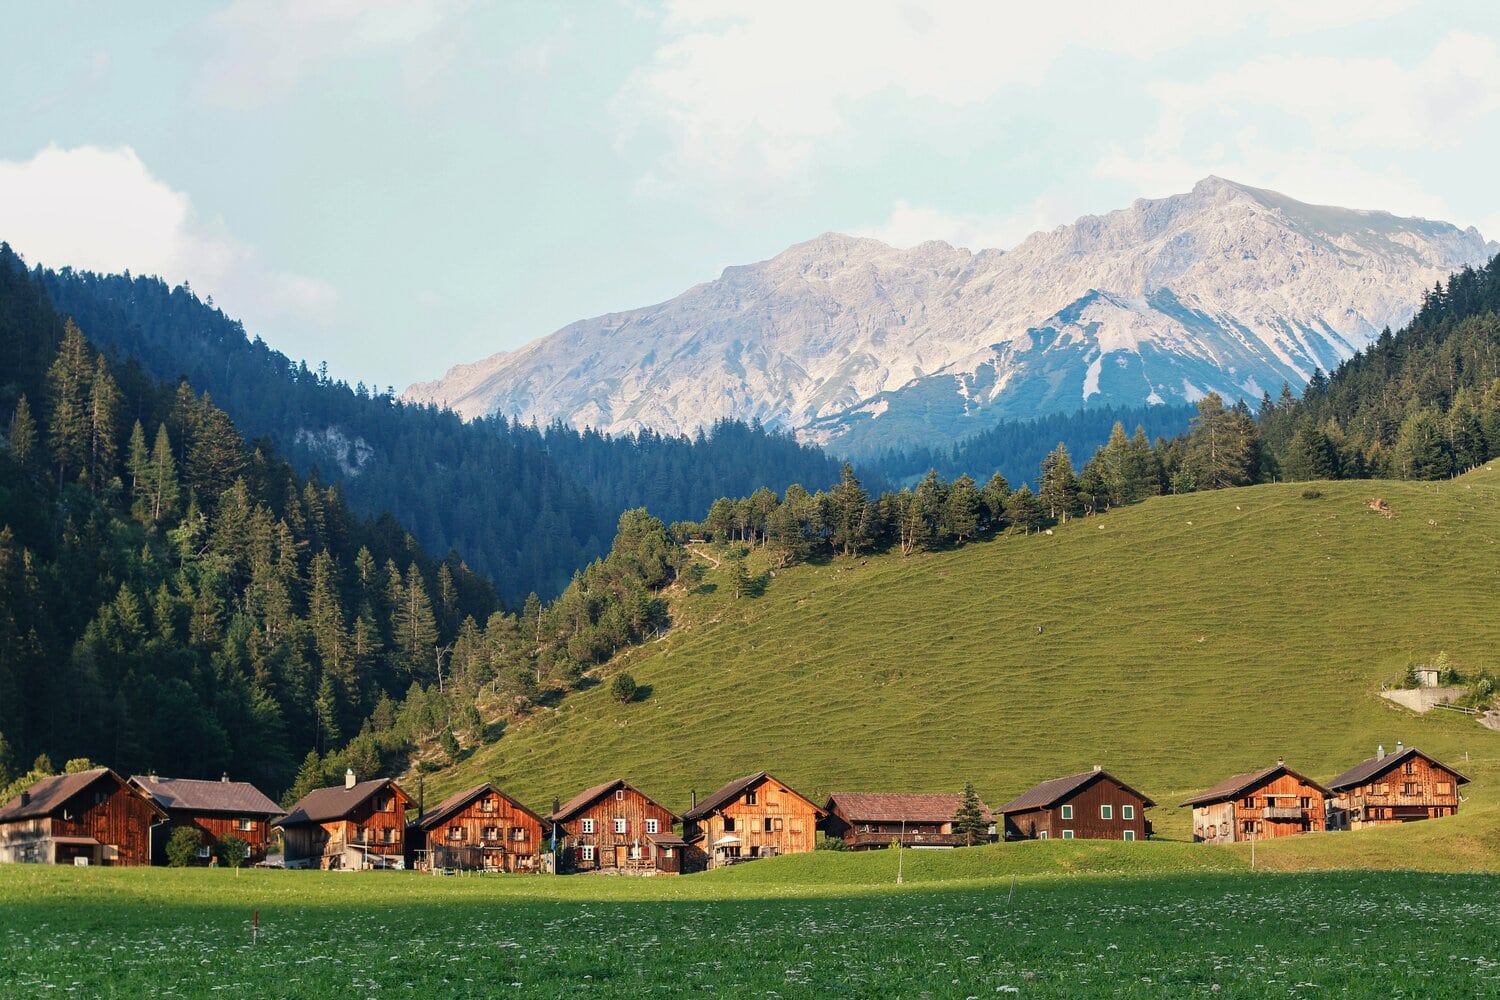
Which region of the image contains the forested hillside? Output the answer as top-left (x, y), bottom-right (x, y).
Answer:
top-left (37, 265), bottom-right (845, 602)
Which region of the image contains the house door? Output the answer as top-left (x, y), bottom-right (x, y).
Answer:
top-left (614, 845), bottom-right (628, 867)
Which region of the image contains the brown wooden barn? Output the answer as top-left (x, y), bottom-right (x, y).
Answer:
top-left (682, 771), bottom-right (824, 868)
top-left (274, 770), bottom-right (412, 869)
top-left (823, 792), bottom-right (994, 850)
top-left (544, 779), bottom-right (681, 874)
top-left (408, 782), bottom-right (544, 872)
top-left (1326, 743), bottom-right (1469, 830)
top-left (129, 773), bottom-right (283, 865)
top-left (1182, 760), bottom-right (1329, 843)
top-left (998, 767), bottom-right (1154, 842)
top-left (0, 768), bottom-right (166, 866)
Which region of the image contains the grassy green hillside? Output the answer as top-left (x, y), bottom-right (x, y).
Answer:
top-left (429, 467), bottom-right (1500, 846)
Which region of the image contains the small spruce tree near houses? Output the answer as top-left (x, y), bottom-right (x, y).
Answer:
top-left (953, 782), bottom-right (989, 847)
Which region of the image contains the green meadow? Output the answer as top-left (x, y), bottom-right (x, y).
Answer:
top-left (434, 469), bottom-right (1500, 844)
top-left (3, 858), bottom-right (1498, 997)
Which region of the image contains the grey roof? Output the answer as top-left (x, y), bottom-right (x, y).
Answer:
top-left (413, 783), bottom-right (543, 831)
top-left (0, 768), bottom-right (165, 823)
top-left (130, 775), bottom-right (282, 817)
top-left (825, 791), bottom-right (993, 824)
top-left (998, 769), bottom-right (1156, 814)
top-left (1327, 747), bottom-right (1471, 792)
top-left (683, 771), bottom-right (824, 821)
top-left (1180, 763), bottom-right (1330, 807)
top-left (275, 778), bottom-right (408, 827)
top-left (544, 778), bottom-right (679, 823)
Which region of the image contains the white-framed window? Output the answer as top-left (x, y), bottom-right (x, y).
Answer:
top-left (236, 818), bottom-right (255, 831)
top-left (615, 789), bottom-right (625, 801)
top-left (1038, 831), bottom-right (1048, 840)
top-left (645, 818), bottom-right (659, 834)
top-left (581, 818), bottom-right (595, 834)
top-left (1122, 805), bottom-right (1134, 820)
top-left (197, 845), bottom-right (212, 858)
top-left (1062, 830), bottom-right (1074, 840)
top-left (481, 798), bottom-right (495, 813)
top-left (511, 827), bottom-right (527, 841)
top-left (1123, 830), bottom-right (1136, 842)
top-left (1100, 804), bottom-right (1113, 820)
top-left (613, 818), bottom-right (626, 834)
top-left (1060, 804), bottom-right (1073, 819)
top-left (448, 826), bottom-right (464, 841)
top-left (483, 826), bottom-right (499, 841)
top-left (580, 845), bottom-right (595, 862)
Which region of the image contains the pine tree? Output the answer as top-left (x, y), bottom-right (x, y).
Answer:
top-left (87, 355), bottom-right (120, 492)
top-left (126, 420), bottom-right (150, 511)
top-left (7, 395), bottom-right (37, 467)
top-left (952, 782), bottom-right (989, 847)
top-left (313, 673), bottom-right (342, 754)
top-left (828, 463), bottom-right (871, 557)
top-left (943, 474), bottom-right (981, 542)
top-left (308, 551), bottom-right (352, 687)
top-left (45, 319), bottom-right (92, 487)
top-left (1037, 443), bottom-right (1081, 522)
top-left (1186, 393), bottom-right (1255, 490)
top-left (147, 423), bottom-right (181, 524)
top-left (393, 563), bottom-right (439, 679)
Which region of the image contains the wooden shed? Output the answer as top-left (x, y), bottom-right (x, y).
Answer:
top-left (408, 782), bottom-right (544, 872)
top-left (274, 770), bottom-right (412, 870)
top-left (823, 791), bottom-right (993, 850)
top-left (1182, 760), bottom-right (1329, 843)
top-left (1326, 744), bottom-right (1469, 830)
top-left (544, 779), bottom-right (681, 875)
top-left (682, 771), bottom-right (824, 868)
top-left (129, 773), bottom-right (283, 865)
top-left (998, 766), bottom-right (1154, 842)
top-left (0, 768), bottom-right (166, 866)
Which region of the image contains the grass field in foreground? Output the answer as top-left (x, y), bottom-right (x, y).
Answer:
top-left (2, 863), bottom-right (1498, 997)
top-left (432, 469), bottom-right (1500, 845)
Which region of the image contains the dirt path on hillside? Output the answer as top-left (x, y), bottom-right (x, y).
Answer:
top-left (688, 546), bottom-right (721, 569)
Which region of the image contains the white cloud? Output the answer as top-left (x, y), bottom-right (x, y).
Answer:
top-left (613, 0), bottom-right (1420, 209)
top-left (0, 144), bottom-right (339, 330)
top-left (195, 0), bottom-right (469, 108)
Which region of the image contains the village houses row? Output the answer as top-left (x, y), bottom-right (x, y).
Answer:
top-left (0, 743), bottom-right (1468, 871)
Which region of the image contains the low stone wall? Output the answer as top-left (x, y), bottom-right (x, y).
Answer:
top-left (1379, 686), bottom-right (1468, 713)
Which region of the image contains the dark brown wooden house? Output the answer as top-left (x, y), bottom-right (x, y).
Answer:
top-left (1182, 760), bottom-right (1329, 843)
top-left (0, 768), bottom-right (166, 866)
top-left (544, 779), bottom-right (681, 874)
top-left (274, 770), bottom-right (413, 870)
top-left (998, 767), bottom-right (1154, 842)
top-left (408, 782), bottom-right (544, 872)
top-left (682, 771), bottom-right (824, 868)
top-left (824, 792), bottom-right (993, 850)
top-left (129, 773), bottom-right (283, 865)
top-left (1326, 744), bottom-right (1469, 830)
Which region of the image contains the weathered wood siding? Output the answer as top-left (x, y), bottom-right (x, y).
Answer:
top-left (283, 784), bottom-right (412, 869)
top-left (1004, 776), bottom-right (1151, 842)
top-left (1330, 756), bottom-right (1462, 830)
top-left (0, 817), bottom-right (52, 863)
top-left (51, 782), bottom-right (158, 866)
top-left (1191, 772), bottom-right (1326, 843)
top-left (418, 791), bottom-right (542, 871)
top-left (555, 787), bottom-right (676, 873)
top-left (165, 812), bottom-right (273, 864)
top-left (688, 777), bottom-right (820, 865)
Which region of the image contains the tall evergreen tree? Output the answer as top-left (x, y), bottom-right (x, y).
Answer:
top-left (87, 355), bottom-right (120, 492)
top-left (45, 319), bottom-right (92, 487)
top-left (8, 395), bottom-right (37, 467)
top-left (952, 782), bottom-right (989, 847)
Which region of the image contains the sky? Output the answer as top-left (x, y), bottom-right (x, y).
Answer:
top-left (2, 1), bottom-right (1499, 392)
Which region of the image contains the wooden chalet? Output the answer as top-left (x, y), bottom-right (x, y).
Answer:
top-left (0, 768), bottom-right (166, 866)
top-left (1182, 760), bottom-right (1329, 843)
top-left (544, 779), bottom-right (682, 875)
top-left (1326, 743), bottom-right (1469, 831)
top-left (998, 766), bottom-right (1154, 842)
top-left (274, 770), bottom-right (412, 870)
top-left (823, 792), bottom-right (994, 850)
top-left (129, 773), bottom-right (283, 865)
top-left (408, 782), bottom-right (544, 872)
top-left (682, 771), bottom-right (824, 868)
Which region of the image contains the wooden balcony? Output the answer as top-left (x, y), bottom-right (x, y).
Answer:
top-left (846, 830), bottom-right (966, 849)
top-left (1261, 807), bottom-right (1310, 821)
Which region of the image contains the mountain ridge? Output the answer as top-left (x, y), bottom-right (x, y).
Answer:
top-left (407, 178), bottom-right (1495, 455)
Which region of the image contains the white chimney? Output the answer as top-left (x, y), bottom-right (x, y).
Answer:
top-left (1376, 744), bottom-right (1386, 760)
top-left (1093, 764), bottom-right (1102, 772)
top-left (1277, 757), bottom-right (1284, 767)
top-left (220, 772), bottom-right (230, 783)
top-left (345, 768), bottom-right (356, 790)
top-left (1395, 740), bottom-right (1404, 755)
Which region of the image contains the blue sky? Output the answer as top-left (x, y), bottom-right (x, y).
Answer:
top-left (2, 1), bottom-right (1498, 391)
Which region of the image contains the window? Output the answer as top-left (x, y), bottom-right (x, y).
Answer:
top-left (236, 819), bottom-right (255, 832)
top-left (1402, 782), bottom-right (1418, 796)
top-left (1437, 782), bottom-right (1452, 795)
top-left (1100, 805), bottom-right (1113, 820)
top-left (1123, 830), bottom-right (1136, 842)
top-left (448, 826), bottom-right (464, 842)
top-left (581, 818), bottom-right (595, 834)
top-left (1061, 830), bottom-right (1074, 840)
top-left (724, 817), bottom-right (736, 832)
top-left (646, 819), bottom-right (659, 835)
top-left (1403, 761), bottom-right (1417, 776)
top-left (355, 827), bottom-right (368, 844)
top-left (376, 796), bottom-right (393, 813)
top-left (383, 828), bottom-right (397, 844)
top-left (1377, 783), bottom-right (1389, 796)
top-left (512, 827), bottom-right (527, 842)
top-left (481, 798), bottom-right (495, 813)
top-left (774, 818), bottom-right (784, 832)
top-left (1121, 805), bottom-right (1134, 820)
top-left (1038, 831), bottom-right (1048, 840)
top-left (615, 789), bottom-right (625, 801)
top-left (1060, 804), bottom-right (1073, 820)
top-left (483, 826), bottom-right (499, 841)
top-left (95, 792), bottom-right (108, 805)
top-left (581, 845), bottom-right (595, 862)
top-left (745, 790), bottom-right (758, 805)
top-left (197, 845), bottom-right (212, 858)
top-left (763, 817), bottom-right (773, 832)
top-left (613, 818), bottom-right (627, 834)
top-left (1241, 796), bottom-right (1256, 809)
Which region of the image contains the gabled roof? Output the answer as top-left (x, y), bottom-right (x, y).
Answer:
top-left (1180, 763), bottom-right (1330, 807)
top-left (0, 768), bottom-right (166, 823)
top-left (825, 791), bottom-right (992, 824)
top-left (1327, 747), bottom-right (1471, 792)
top-left (129, 775), bottom-right (283, 818)
top-left (683, 771), bottom-right (825, 820)
top-left (274, 778), bottom-right (408, 827)
top-left (998, 769), bottom-right (1156, 814)
top-left (413, 782), bottom-right (543, 831)
top-left (544, 778), bottom-right (679, 823)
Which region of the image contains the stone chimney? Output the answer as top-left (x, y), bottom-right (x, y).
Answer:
top-left (345, 768), bottom-right (357, 790)
top-left (1093, 764), bottom-right (1103, 772)
top-left (1395, 740), bottom-right (1404, 755)
top-left (1376, 744), bottom-right (1386, 760)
